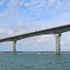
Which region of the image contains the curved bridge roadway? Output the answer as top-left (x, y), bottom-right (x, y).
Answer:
top-left (0, 24), bottom-right (70, 54)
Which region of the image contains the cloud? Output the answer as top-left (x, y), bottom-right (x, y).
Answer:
top-left (0, 0), bottom-right (70, 51)
top-left (12, 0), bottom-right (49, 20)
top-left (48, 0), bottom-right (56, 6)
top-left (0, 26), bottom-right (14, 38)
top-left (0, 0), bottom-right (70, 22)
top-left (0, 0), bottom-right (70, 35)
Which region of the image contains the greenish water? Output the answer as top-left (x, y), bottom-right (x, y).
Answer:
top-left (0, 52), bottom-right (70, 70)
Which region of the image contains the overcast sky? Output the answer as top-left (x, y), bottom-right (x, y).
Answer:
top-left (0, 0), bottom-right (70, 51)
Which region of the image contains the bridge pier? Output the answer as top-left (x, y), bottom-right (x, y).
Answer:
top-left (55, 34), bottom-right (61, 55)
top-left (13, 40), bottom-right (17, 54)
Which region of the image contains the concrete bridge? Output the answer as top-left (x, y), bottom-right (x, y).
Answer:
top-left (0, 24), bottom-right (70, 55)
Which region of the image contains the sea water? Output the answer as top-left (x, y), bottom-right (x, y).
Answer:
top-left (0, 52), bottom-right (70, 70)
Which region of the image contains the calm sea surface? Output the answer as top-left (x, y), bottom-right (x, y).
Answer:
top-left (0, 52), bottom-right (70, 70)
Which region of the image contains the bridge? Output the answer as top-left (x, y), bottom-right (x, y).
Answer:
top-left (0, 24), bottom-right (70, 55)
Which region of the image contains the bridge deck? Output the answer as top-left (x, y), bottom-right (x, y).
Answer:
top-left (0, 24), bottom-right (70, 42)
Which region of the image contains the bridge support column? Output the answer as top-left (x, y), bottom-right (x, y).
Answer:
top-left (55, 34), bottom-right (61, 55)
top-left (13, 40), bottom-right (17, 54)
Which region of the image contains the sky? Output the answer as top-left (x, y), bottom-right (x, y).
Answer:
top-left (0, 0), bottom-right (70, 51)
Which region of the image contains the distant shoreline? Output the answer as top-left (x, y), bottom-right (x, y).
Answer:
top-left (0, 51), bottom-right (70, 53)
